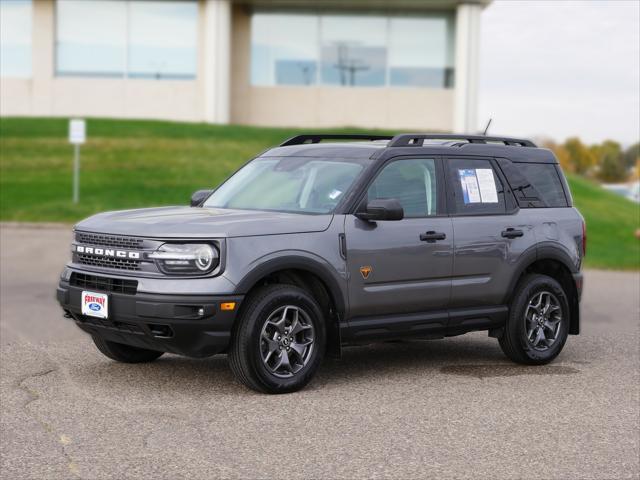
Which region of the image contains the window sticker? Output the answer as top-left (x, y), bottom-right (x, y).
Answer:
top-left (458, 168), bottom-right (499, 204)
top-left (458, 169), bottom-right (482, 203)
top-left (476, 168), bottom-right (498, 203)
top-left (328, 189), bottom-right (342, 200)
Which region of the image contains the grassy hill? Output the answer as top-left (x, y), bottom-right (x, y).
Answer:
top-left (1, 117), bottom-right (638, 269)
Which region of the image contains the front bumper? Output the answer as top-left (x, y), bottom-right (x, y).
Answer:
top-left (57, 275), bottom-right (243, 358)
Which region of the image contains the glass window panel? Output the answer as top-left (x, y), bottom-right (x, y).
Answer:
top-left (0, 0), bottom-right (32, 77)
top-left (388, 15), bottom-right (453, 88)
top-left (251, 13), bottom-right (319, 86)
top-left (204, 157), bottom-right (363, 214)
top-left (320, 15), bottom-right (386, 87)
top-left (368, 159), bottom-right (438, 217)
top-left (445, 15), bottom-right (455, 86)
top-left (448, 159), bottom-right (506, 215)
top-left (249, 12), bottom-right (455, 89)
top-left (517, 164), bottom-right (568, 207)
top-left (56, 0), bottom-right (126, 77)
top-left (128, 1), bottom-right (198, 79)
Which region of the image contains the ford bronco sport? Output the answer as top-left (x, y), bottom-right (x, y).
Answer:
top-left (57, 133), bottom-right (585, 393)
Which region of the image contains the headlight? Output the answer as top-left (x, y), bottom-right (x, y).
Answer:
top-left (149, 243), bottom-right (219, 274)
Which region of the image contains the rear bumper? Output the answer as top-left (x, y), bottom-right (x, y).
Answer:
top-left (57, 279), bottom-right (243, 358)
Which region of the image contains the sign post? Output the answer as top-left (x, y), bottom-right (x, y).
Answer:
top-left (68, 119), bottom-right (86, 203)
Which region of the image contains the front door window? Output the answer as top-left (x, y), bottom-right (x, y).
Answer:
top-left (367, 158), bottom-right (438, 217)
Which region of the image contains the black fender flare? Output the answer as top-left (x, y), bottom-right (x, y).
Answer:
top-left (504, 242), bottom-right (581, 335)
top-left (504, 242), bottom-right (579, 304)
top-left (233, 253), bottom-right (347, 318)
top-left (536, 242), bottom-right (580, 273)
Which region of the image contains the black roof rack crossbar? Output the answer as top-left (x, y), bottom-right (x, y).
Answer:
top-left (388, 134), bottom-right (536, 148)
top-left (280, 134), bottom-right (393, 147)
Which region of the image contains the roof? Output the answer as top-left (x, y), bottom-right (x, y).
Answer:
top-left (262, 134), bottom-right (559, 164)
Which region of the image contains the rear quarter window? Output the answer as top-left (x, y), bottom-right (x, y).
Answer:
top-left (497, 160), bottom-right (569, 208)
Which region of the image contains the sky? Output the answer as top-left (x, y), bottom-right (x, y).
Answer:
top-left (478, 0), bottom-right (640, 146)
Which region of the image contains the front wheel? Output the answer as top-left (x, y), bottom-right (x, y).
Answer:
top-left (228, 284), bottom-right (326, 394)
top-left (499, 274), bottom-right (570, 365)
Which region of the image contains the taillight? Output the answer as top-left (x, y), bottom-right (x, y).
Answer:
top-left (582, 221), bottom-right (587, 257)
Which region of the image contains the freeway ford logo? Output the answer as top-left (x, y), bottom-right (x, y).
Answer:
top-left (73, 244), bottom-right (141, 259)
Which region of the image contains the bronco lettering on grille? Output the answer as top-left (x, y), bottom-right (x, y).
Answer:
top-left (74, 245), bottom-right (140, 259)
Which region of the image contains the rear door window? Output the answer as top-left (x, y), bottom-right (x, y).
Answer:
top-left (447, 158), bottom-right (507, 215)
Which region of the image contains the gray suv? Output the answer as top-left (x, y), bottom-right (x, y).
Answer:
top-left (57, 134), bottom-right (585, 393)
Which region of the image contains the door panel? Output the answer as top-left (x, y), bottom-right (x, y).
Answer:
top-left (345, 216), bottom-right (454, 317)
top-left (446, 157), bottom-right (535, 309)
top-left (450, 212), bottom-right (535, 307)
top-left (344, 156), bottom-right (452, 319)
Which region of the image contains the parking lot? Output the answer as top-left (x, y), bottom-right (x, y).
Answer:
top-left (1, 224), bottom-right (638, 479)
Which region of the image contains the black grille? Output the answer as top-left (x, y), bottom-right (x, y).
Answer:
top-left (77, 254), bottom-right (142, 271)
top-left (75, 232), bottom-right (144, 250)
top-left (78, 316), bottom-right (144, 335)
top-left (70, 272), bottom-right (138, 294)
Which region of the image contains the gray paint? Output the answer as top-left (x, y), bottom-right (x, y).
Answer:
top-left (76, 206), bottom-right (333, 238)
top-left (345, 215), bottom-right (453, 317)
top-left (63, 140), bottom-right (584, 336)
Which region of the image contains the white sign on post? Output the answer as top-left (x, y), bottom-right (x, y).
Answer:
top-left (69, 118), bottom-right (86, 144)
top-left (69, 119), bottom-right (86, 203)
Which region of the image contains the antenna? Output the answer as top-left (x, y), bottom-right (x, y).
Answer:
top-left (482, 118), bottom-right (492, 136)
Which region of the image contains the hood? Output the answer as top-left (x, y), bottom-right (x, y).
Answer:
top-left (75, 206), bottom-right (334, 239)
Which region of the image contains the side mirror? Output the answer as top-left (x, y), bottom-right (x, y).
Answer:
top-left (190, 189), bottom-right (212, 207)
top-left (355, 198), bottom-right (404, 221)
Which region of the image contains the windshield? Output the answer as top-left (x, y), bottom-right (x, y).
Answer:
top-left (203, 157), bottom-right (365, 214)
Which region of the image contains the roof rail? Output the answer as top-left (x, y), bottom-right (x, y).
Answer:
top-left (280, 134), bottom-right (393, 147)
top-left (388, 134), bottom-right (536, 148)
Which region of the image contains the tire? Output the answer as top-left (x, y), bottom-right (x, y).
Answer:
top-left (92, 336), bottom-right (164, 363)
top-left (228, 284), bottom-right (326, 394)
top-left (499, 274), bottom-right (570, 365)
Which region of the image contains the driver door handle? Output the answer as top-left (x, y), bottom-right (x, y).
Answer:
top-left (502, 227), bottom-right (524, 238)
top-left (420, 231), bottom-right (447, 242)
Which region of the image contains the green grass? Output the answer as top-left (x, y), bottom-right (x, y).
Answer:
top-left (565, 174), bottom-right (639, 270)
top-left (1, 117), bottom-right (638, 269)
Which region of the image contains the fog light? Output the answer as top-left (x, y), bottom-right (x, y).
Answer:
top-left (197, 307), bottom-right (204, 317)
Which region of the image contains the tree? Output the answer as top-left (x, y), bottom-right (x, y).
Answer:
top-left (563, 137), bottom-right (596, 175)
top-left (541, 140), bottom-right (572, 172)
top-left (623, 142), bottom-right (639, 169)
top-left (595, 140), bottom-right (628, 183)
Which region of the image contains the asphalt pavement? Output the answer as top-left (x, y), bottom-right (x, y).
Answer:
top-left (1, 224), bottom-right (638, 479)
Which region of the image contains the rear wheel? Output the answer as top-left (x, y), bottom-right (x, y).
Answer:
top-left (92, 336), bottom-right (164, 363)
top-left (228, 284), bottom-right (326, 394)
top-left (499, 274), bottom-right (570, 365)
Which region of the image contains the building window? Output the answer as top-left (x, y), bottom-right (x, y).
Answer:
top-left (388, 16), bottom-right (455, 88)
top-left (250, 13), bottom-right (319, 86)
top-left (251, 11), bottom-right (455, 88)
top-left (0, 0), bottom-right (32, 78)
top-left (128, 1), bottom-right (198, 79)
top-left (56, 0), bottom-right (198, 80)
top-left (320, 15), bottom-right (387, 87)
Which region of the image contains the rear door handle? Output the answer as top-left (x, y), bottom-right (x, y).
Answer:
top-left (502, 227), bottom-right (524, 238)
top-left (420, 231), bottom-right (447, 242)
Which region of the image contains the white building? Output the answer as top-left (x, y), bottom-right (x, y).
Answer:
top-left (0, 0), bottom-right (489, 132)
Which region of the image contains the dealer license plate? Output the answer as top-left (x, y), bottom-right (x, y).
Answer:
top-left (81, 291), bottom-right (109, 319)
